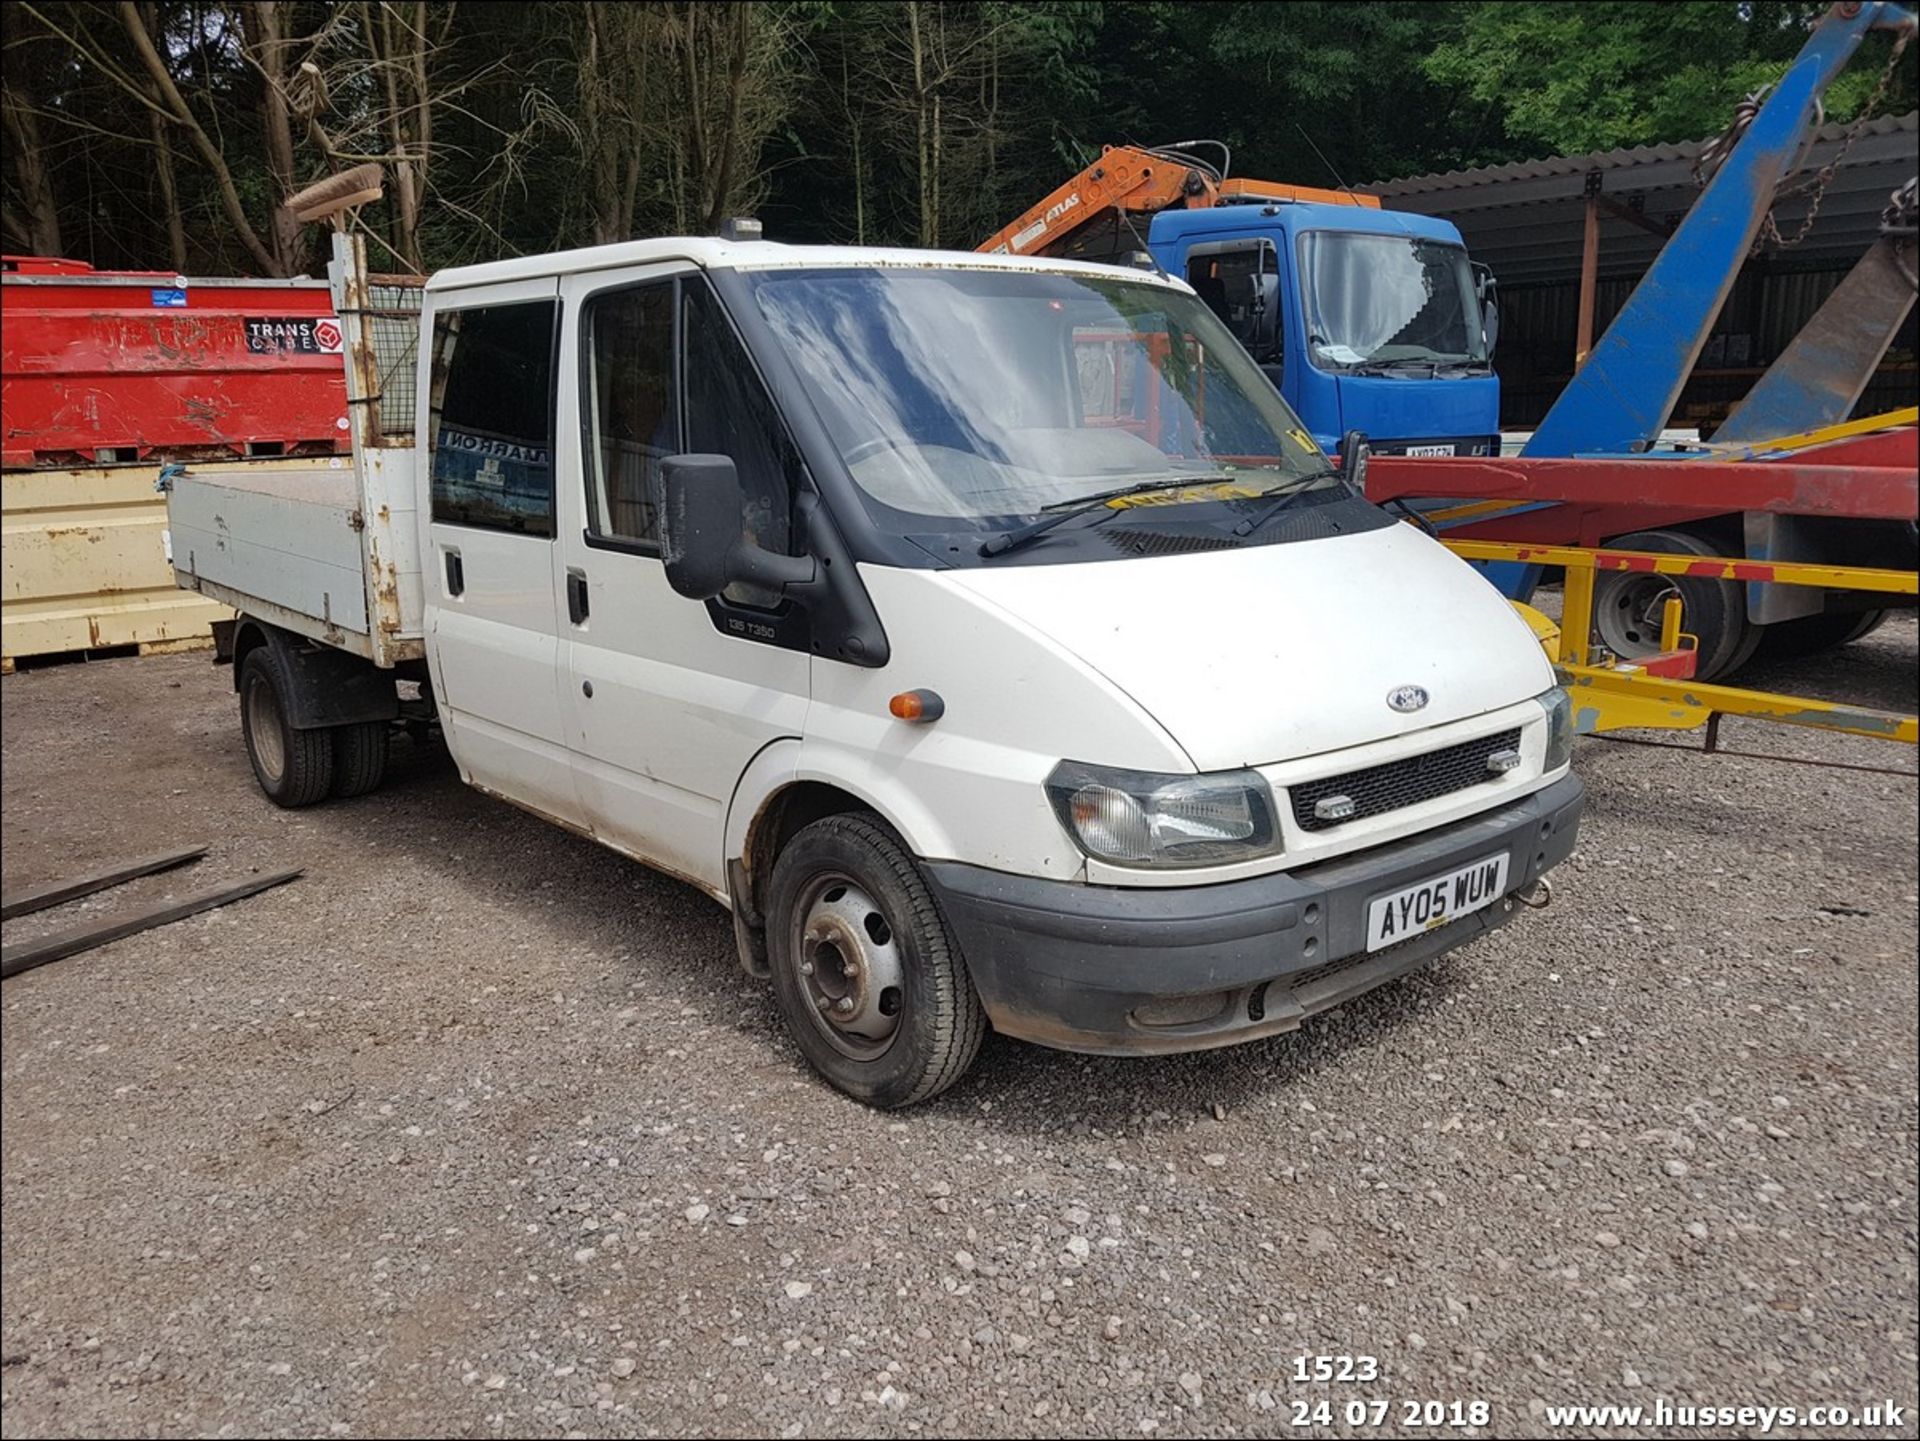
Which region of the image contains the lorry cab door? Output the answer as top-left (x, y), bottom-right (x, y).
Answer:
top-left (1184, 236), bottom-right (1287, 398)
top-left (420, 277), bottom-right (586, 828)
top-left (553, 265), bottom-right (810, 898)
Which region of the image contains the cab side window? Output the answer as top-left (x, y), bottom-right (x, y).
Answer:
top-left (683, 278), bottom-right (803, 610)
top-left (429, 300), bottom-right (557, 537)
top-left (583, 282), bottom-right (676, 544)
top-left (1186, 240), bottom-right (1282, 369)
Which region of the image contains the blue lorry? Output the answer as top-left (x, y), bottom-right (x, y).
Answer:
top-left (981, 144), bottom-right (1502, 459)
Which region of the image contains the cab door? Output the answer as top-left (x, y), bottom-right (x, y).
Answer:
top-left (420, 279), bottom-right (585, 827)
top-left (551, 265), bottom-right (811, 896)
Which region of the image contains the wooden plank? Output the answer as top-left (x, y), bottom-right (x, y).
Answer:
top-left (1, 869), bottom-right (303, 981)
top-left (1, 846), bottom-right (209, 920)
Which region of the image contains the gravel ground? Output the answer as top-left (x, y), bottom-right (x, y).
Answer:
top-left (3, 619), bottom-right (1916, 1440)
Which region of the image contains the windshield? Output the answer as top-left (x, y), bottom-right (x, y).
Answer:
top-left (746, 267), bottom-right (1327, 534)
top-left (1299, 232), bottom-right (1486, 372)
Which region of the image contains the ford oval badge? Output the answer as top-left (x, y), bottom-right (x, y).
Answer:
top-left (1387, 685), bottom-right (1430, 714)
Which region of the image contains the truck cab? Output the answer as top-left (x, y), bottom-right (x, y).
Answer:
top-left (166, 235), bottom-right (1581, 1108)
top-left (1148, 203), bottom-right (1501, 459)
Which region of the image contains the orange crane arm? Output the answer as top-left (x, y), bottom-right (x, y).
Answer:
top-left (978, 145), bottom-right (1381, 258)
top-left (1217, 178), bottom-right (1378, 208)
top-left (977, 146), bottom-right (1216, 257)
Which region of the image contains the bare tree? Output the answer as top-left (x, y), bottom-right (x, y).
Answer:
top-left (2, 4), bottom-right (65, 255)
top-left (19, 0), bottom-right (286, 272)
top-left (856, 1), bottom-right (1044, 248)
top-left (574, 1), bottom-right (658, 245)
top-left (237, 1), bottom-right (310, 273)
top-left (298, 2), bottom-right (566, 268)
top-left (359, 0), bottom-right (441, 269)
top-left (140, 2), bottom-right (187, 271)
top-left (659, 2), bottom-right (795, 236)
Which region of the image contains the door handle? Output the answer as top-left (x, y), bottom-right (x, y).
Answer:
top-left (566, 568), bottom-right (589, 625)
top-left (444, 549), bottom-right (464, 597)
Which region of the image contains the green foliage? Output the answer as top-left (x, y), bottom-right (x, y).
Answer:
top-left (2, 0), bottom-right (1912, 272)
top-left (1421, 1), bottom-right (1897, 157)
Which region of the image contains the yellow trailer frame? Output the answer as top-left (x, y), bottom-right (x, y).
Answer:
top-left (1442, 538), bottom-right (1917, 752)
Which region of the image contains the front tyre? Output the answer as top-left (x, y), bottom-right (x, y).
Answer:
top-left (765, 814), bottom-right (986, 1107)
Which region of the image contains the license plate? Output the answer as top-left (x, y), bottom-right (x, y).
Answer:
top-left (1365, 853), bottom-right (1509, 952)
top-left (1403, 443), bottom-right (1456, 458)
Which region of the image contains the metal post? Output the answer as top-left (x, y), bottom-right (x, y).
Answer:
top-left (1575, 178), bottom-right (1601, 372)
top-left (1560, 556), bottom-right (1596, 667)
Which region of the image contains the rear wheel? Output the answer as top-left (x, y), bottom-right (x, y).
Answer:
top-left (330, 721), bottom-right (391, 798)
top-left (1592, 529), bottom-right (1761, 681)
top-left (239, 648), bottom-right (333, 807)
top-left (765, 814), bottom-right (985, 1108)
top-left (1755, 607), bottom-right (1888, 660)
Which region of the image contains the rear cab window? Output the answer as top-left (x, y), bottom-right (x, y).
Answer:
top-left (429, 300), bottom-right (559, 536)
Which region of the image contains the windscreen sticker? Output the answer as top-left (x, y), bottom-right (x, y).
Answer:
top-left (1106, 481), bottom-right (1262, 509)
top-left (245, 316), bottom-right (345, 354)
top-left (1314, 342), bottom-right (1366, 364)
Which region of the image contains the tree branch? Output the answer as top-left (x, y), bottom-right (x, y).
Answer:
top-left (116, 0), bottom-right (282, 272)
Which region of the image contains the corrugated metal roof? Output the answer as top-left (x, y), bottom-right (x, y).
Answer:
top-left (1359, 112), bottom-right (1917, 283)
top-left (1364, 112), bottom-right (1916, 200)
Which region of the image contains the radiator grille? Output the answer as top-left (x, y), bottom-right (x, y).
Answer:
top-left (1290, 727), bottom-right (1521, 832)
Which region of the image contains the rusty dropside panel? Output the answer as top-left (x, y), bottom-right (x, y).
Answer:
top-left (330, 233), bottom-right (427, 664)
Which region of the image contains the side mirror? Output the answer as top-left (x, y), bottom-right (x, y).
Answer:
top-left (1338, 429), bottom-right (1369, 495)
top-left (660, 454), bottom-right (815, 602)
top-left (1472, 262), bottom-right (1500, 358)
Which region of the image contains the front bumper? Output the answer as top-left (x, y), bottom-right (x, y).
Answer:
top-left (927, 771), bottom-right (1584, 1055)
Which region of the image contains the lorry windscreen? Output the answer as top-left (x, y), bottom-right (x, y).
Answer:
top-left (1298, 233), bottom-right (1487, 373)
top-left (746, 266), bottom-right (1327, 537)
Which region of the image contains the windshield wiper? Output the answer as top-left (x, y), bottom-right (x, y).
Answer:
top-left (978, 477), bottom-right (1227, 558)
top-left (1357, 357), bottom-right (1440, 378)
top-left (1230, 470), bottom-right (1342, 538)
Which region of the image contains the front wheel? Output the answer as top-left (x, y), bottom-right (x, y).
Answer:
top-left (765, 814), bottom-right (985, 1107)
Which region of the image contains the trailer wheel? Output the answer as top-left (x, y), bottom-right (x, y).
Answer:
top-left (330, 721), bottom-right (391, 798)
top-left (1755, 608), bottom-right (1888, 660)
top-left (240, 648), bottom-right (334, 808)
top-left (765, 814), bottom-right (986, 1108)
top-left (1593, 529), bottom-right (1761, 681)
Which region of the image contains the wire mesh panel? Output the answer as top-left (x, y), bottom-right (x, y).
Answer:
top-left (359, 279), bottom-right (426, 442)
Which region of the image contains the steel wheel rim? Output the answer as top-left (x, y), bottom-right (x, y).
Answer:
top-left (790, 872), bottom-right (906, 1061)
top-left (1596, 573), bottom-right (1681, 658)
top-left (246, 674), bottom-right (286, 783)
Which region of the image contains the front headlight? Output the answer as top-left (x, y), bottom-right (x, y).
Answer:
top-left (1537, 686), bottom-right (1574, 771)
top-left (1046, 761), bottom-right (1281, 869)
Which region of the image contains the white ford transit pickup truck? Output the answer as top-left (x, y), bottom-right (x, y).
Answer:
top-left (165, 233), bottom-right (1583, 1106)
